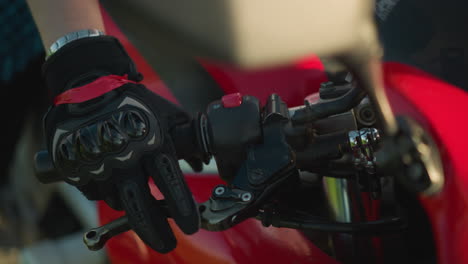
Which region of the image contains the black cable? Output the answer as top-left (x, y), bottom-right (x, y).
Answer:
top-left (261, 213), bottom-right (406, 235)
top-left (291, 86), bottom-right (366, 125)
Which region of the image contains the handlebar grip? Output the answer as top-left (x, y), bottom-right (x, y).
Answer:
top-left (172, 115), bottom-right (211, 164)
top-left (33, 119), bottom-right (205, 185)
top-left (34, 150), bottom-right (63, 183)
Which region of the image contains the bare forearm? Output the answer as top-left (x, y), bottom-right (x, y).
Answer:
top-left (26, 0), bottom-right (105, 49)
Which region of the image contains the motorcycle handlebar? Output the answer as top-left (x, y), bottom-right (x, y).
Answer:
top-left (34, 119), bottom-right (349, 184)
top-left (35, 92), bottom-right (360, 183)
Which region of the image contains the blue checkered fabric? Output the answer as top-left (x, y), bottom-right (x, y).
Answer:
top-left (0, 0), bottom-right (44, 83)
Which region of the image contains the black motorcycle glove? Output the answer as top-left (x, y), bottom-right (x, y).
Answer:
top-left (42, 36), bottom-right (200, 253)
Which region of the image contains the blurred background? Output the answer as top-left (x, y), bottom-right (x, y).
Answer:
top-left (0, 0), bottom-right (466, 263)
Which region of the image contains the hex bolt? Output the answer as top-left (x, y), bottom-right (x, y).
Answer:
top-left (214, 186), bottom-right (226, 196)
top-left (241, 192), bottom-right (252, 202)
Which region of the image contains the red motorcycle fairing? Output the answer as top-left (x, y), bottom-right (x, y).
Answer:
top-left (198, 55), bottom-right (327, 107)
top-left (383, 63), bottom-right (468, 264)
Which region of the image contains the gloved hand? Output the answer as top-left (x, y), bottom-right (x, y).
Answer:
top-left (42, 35), bottom-right (200, 253)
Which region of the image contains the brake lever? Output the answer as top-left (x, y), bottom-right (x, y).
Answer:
top-left (83, 199), bottom-right (171, 250)
top-left (34, 150), bottom-right (178, 250)
top-left (84, 216), bottom-right (131, 251)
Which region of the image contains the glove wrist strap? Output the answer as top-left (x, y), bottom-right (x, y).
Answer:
top-left (53, 74), bottom-right (137, 105)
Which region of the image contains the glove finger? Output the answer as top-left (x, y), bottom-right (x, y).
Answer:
top-left (146, 147), bottom-right (200, 235)
top-left (115, 166), bottom-right (176, 253)
top-left (103, 188), bottom-right (123, 211)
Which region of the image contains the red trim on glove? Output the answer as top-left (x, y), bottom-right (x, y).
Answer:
top-left (53, 75), bottom-right (137, 105)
